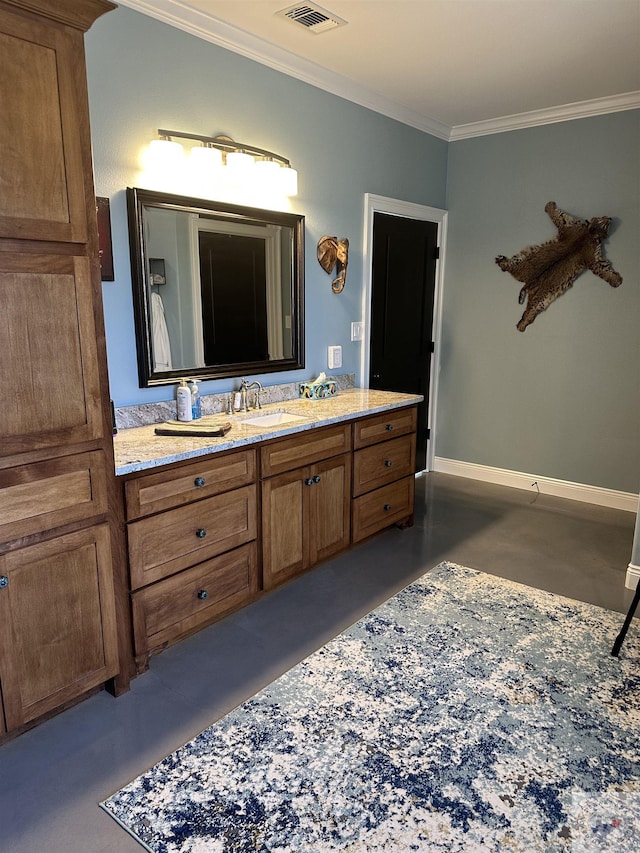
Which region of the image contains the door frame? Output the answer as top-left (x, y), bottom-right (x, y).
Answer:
top-left (362, 194), bottom-right (448, 472)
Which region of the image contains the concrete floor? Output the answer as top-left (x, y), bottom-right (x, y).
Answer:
top-left (0, 472), bottom-right (636, 853)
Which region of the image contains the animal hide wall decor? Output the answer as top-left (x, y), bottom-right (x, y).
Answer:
top-left (317, 235), bottom-right (349, 293)
top-left (495, 201), bottom-right (622, 331)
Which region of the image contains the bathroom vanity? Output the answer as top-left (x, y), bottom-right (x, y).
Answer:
top-left (114, 390), bottom-right (420, 672)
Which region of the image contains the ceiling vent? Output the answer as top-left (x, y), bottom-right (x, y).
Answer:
top-left (277, 3), bottom-right (348, 34)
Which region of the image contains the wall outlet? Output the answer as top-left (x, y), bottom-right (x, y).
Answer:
top-left (328, 345), bottom-right (342, 369)
top-left (351, 321), bottom-right (363, 341)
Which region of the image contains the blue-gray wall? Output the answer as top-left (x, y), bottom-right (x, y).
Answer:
top-left (84, 5), bottom-right (448, 407)
top-left (85, 5), bottom-right (639, 498)
top-left (442, 112), bottom-right (640, 493)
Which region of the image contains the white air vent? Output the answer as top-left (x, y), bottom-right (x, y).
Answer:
top-left (277, 3), bottom-right (347, 34)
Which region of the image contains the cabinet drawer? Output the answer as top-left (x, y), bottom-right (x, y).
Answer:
top-left (0, 452), bottom-right (108, 543)
top-left (131, 542), bottom-right (258, 656)
top-left (261, 424), bottom-right (351, 478)
top-left (352, 476), bottom-right (415, 543)
top-left (353, 406), bottom-right (417, 449)
top-left (353, 434), bottom-right (415, 497)
top-left (124, 449), bottom-right (256, 520)
top-left (128, 484), bottom-right (257, 590)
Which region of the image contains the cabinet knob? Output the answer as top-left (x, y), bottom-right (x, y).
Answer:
top-left (384, 460), bottom-right (393, 467)
top-left (0, 575), bottom-right (8, 589)
top-left (197, 589), bottom-right (208, 600)
top-left (194, 476), bottom-right (206, 488)
top-left (313, 475), bottom-right (321, 484)
top-left (385, 423), bottom-right (394, 431)
top-left (304, 478), bottom-right (314, 486)
top-left (384, 503), bottom-right (392, 512)
top-left (196, 528), bottom-right (207, 538)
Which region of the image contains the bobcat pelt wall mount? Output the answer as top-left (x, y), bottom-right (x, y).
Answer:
top-left (495, 201), bottom-right (622, 331)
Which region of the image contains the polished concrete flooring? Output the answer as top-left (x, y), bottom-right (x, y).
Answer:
top-left (0, 473), bottom-right (636, 853)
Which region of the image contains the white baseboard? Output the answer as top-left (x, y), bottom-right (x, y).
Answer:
top-left (433, 457), bottom-right (639, 513)
top-left (626, 564), bottom-right (640, 591)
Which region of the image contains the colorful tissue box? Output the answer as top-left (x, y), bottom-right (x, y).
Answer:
top-left (299, 378), bottom-right (337, 399)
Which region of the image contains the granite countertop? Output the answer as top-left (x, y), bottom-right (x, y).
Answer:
top-left (113, 388), bottom-right (422, 476)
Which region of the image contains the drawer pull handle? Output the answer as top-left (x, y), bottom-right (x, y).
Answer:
top-left (384, 503), bottom-right (392, 512)
top-left (0, 575), bottom-right (8, 589)
top-left (304, 477), bottom-right (314, 486)
top-left (197, 589), bottom-right (208, 600)
top-left (384, 460), bottom-right (393, 467)
top-left (194, 477), bottom-right (206, 488)
top-left (385, 423), bottom-right (394, 431)
top-left (196, 528), bottom-right (207, 538)
top-left (313, 475), bottom-right (321, 484)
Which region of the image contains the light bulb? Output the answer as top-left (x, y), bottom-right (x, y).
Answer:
top-left (281, 165), bottom-right (298, 197)
top-left (226, 150), bottom-right (255, 185)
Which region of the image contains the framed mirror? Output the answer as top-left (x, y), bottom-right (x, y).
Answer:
top-left (127, 187), bottom-right (305, 387)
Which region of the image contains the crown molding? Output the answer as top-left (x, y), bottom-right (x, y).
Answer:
top-left (449, 91), bottom-right (640, 140)
top-left (116, 0), bottom-right (639, 143)
top-left (115, 0), bottom-right (451, 140)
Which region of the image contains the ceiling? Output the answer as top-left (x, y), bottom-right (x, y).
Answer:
top-left (119, 0), bottom-right (640, 140)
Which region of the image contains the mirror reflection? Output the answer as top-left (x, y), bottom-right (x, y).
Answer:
top-left (127, 188), bottom-right (305, 387)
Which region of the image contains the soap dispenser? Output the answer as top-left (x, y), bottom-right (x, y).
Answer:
top-left (190, 379), bottom-right (202, 420)
top-left (176, 378), bottom-right (193, 422)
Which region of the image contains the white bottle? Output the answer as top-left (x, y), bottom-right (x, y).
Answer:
top-left (176, 378), bottom-right (193, 422)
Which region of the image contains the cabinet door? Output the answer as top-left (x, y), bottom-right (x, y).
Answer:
top-left (0, 525), bottom-right (118, 731)
top-left (262, 454), bottom-right (351, 590)
top-left (0, 5), bottom-right (87, 242)
top-left (0, 253), bottom-right (103, 455)
top-left (308, 454), bottom-right (351, 565)
top-left (262, 469), bottom-right (306, 590)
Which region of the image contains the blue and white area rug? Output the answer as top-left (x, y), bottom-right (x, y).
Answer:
top-left (101, 562), bottom-right (640, 852)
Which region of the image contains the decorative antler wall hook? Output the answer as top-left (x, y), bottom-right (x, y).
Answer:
top-left (317, 235), bottom-right (349, 293)
top-left (495, 201), bottom-right (622, 331)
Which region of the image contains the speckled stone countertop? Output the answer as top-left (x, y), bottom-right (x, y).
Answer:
top-left (113, 388), bottom-right (422, 476)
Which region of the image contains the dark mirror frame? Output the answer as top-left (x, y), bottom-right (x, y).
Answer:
top-left (127, 187), bottom-right (305, 387)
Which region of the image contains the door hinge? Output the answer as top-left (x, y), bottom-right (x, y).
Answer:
top-left (429, 341), bottom-right (435, 353)
top-left (434, 246), bottom-right (440, 260)
top-left (426, 428), bottom-right (431, 439)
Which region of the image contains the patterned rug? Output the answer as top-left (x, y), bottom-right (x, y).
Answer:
top-left (101, 562), bottom-right (640, 852)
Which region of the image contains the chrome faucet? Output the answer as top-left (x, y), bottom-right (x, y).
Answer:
top-left (239, 378), bottom-right (263, 412)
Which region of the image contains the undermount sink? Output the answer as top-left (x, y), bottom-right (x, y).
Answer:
top-left (239, 411), bottom-right (308, 427)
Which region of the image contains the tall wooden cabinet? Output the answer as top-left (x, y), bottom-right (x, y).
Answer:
top-left (0, 0), bottom-right (131, 739)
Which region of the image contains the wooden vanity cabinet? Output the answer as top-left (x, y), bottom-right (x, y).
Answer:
top-left (123, 450), bottom-right (259, 669)
top-left (352, 408), bottom-right (417, 542)
top-left (260, 425), bottom-right (351, 590)
top-left (0, 0), bottom-right (128, 741)
top-left (117, 406), bottom-right (418, 668)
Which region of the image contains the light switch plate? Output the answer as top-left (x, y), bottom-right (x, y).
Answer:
top-left (328, 345), bottom-right (342, 369)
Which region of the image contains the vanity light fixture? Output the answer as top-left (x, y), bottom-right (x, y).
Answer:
top-left (147, 129), bottom-right (298, 197)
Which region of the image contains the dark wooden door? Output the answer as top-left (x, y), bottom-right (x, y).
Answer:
top-left (199, 231), bottom-right (268, 365)
top-left (369, 213), bottom-right (438, 471)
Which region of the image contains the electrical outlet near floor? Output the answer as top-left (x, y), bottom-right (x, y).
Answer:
top-left (328, 345), bottom-right (342, 369)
